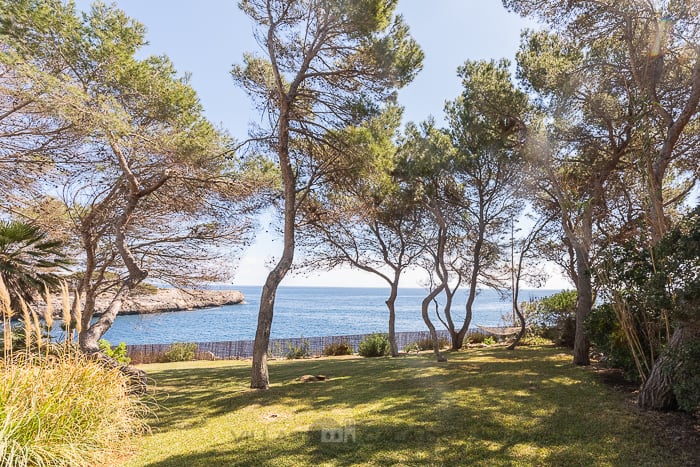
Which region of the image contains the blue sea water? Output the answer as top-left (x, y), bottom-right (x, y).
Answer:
top-left (100, 286), bottom-right (560, 345)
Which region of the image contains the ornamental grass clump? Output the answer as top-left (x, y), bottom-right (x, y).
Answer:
top-left (0, 276), bottom-right (148, 467)
top-left (0, 351), bottom-right (148, 467)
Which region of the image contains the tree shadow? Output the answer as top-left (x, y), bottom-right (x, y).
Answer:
top-left (136, 348), bottom-right (679, 466)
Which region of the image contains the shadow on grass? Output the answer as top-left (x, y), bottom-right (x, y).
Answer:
top-left (136, 347), bottom-right (684, 466)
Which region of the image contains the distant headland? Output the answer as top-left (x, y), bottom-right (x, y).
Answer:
top-left (94, 289), bottom-right (245, 315)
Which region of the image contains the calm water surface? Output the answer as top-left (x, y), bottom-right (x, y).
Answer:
top-left (100, 286), bottom-right (560, 345)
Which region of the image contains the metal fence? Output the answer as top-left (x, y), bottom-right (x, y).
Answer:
top-left (126, 328), bottom-right (490, 364)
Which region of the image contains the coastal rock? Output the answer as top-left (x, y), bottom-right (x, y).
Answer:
top-left (95, 289), bottom-right (245, 315)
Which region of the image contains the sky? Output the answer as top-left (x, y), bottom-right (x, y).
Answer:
top-left (72, 1), bottom-right (567, 289)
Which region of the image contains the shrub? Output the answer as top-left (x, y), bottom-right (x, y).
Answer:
top-left (465, 332), bottom-right (486, 344)
top-left (586, 304), bottom-right (640, 380)
top-left (285, 338), bottom-right (311, 359)
top-left (403, 336), bottom-right (450, 352)
top-left (163, 342), bottom-right (197, 362)
top-left (483, 336), bottom-right (496, 346)
top-left (0, 352), bottom-right (147, 466)
top-left (98, 339), bottom-right (131, 365)
top-left (668, 338), bottom-right (700, 414)
top-left (519, 334), bottom-right (553, 346)
top-left (530, 290), bottom-right (577, 348)
top-left (358, 333), bottom-right (390, 357)
top-left (323, 341), bottom-right (353, 356)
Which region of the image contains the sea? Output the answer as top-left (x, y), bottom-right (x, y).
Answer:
top-left (99, 286), bottom-right (560, 345)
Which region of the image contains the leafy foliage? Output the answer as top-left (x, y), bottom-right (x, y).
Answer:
top-left (0, 221), bottom-right (69, 314)
top-left (403, 336), bottom-right (449, 352)
top-left (163, 342), bottom-right (197, 362)
top-left (98, 339), bottom-right (131, 365)
top-left (529, 290), bottom-right (577, 348)
top-left (322, 341), bottom-right (353, 356)
top-left (285, 338), bottom-right (311, 359)
top-left (597, 207), bottom-right (700, 399)
top-left (667, 339), bottom-right (700, 414)
top-left (586, 304), bottom-right (640, 381)
top-left (358, 333), bottom-right (390, 357)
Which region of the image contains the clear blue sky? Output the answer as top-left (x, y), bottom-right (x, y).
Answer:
top-left (74, 1), bottom-right (566, 288)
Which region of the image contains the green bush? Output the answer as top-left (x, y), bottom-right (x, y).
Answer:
top-left (285, 338), bottom-right (311, 359)
top-left (465, 332), bottom-right (486, 344)
top-left (483, 336), bottom-right (496, 345)
top-left (98, 339), bottom-right (131, 365)
top-left (0, 352), bottom-right (146, 466)
top-left (323, 341), bottom-right (353, 356)
top-left (519, 334), bottom-right (553, 346)
top-left (163, 342), bottom-right (197, 362)
top-left (358, 333), bottom-right (390, 357)
top-left (403, 336), bottom-right (450, 352)
top-left (586, 304), bottom-right (640, 380)
top-left (668, 338), bottom-right (700, 414)
top-left (530, 290), bottom-right (577, 348)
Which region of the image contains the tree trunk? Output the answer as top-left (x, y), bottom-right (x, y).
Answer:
top-left (638, 325), bottom-right (698, 410)
top-left (454, 307), bottom-right (472, 351)
top-left (251, 107), bottom-right (295, 390)
top-left (421, 286), bottom-right (446, 362)
top-left (573, 243), bottom-right (593, 365)
top-left (507, 302), bottom-right (527, 351)
top-left (79, 284), bottom-right (129, 353)
top-left (250, 205), bottom-right (294, 390)
top-left (386, 282), bottom-right (399, 357)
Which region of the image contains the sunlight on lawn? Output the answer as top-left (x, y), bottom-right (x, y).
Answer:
top-left (127, 347), bottom-right (687, 466)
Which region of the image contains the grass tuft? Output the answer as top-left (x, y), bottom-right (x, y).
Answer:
top-left (0, 351), bottom-right (149, 467)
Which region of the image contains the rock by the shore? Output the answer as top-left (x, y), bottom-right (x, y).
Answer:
top-left (95, 289), bottom-right (245, 315)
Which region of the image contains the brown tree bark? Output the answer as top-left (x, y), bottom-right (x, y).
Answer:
top-left (386, 281), bottom-right (399, 357)
top-left (251, 109), bottom-right (295, 389)
top-left (572, 242), bottom-right (593, 365)
top-left (421, 286), bottom-right (447, 362)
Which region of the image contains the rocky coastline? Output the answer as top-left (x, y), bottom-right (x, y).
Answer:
top-left (37, 289), bottom-right (245, 318)
top-left (95, 289), bottom-right (245, 315)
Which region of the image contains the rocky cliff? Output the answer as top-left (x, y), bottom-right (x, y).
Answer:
top-left (94, 289), bottom-right (245, 315)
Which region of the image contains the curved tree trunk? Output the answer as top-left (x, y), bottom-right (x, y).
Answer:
top-left (79, 284), bottom-right (129, 353)
top-left (421, 287), bottom-right (447, 362)
top-left (638, 325), bottom-right (698, 410)
top-left (507, 302), bottom-right (527, 351)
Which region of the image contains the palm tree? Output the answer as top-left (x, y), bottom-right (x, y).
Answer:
top-left (0, 220), bottom-right (69, 316)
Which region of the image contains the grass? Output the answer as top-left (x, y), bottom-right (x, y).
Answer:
top-left (127, 346), bottom-right (692, 466)
top-left (0, 351), bottom-right (147, 467)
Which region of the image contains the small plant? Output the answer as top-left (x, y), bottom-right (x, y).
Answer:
top-left (519, 335), bottom-right (553, 346)
top-left (465, 332), bottom-right (486, 345)
top-left (483, 336), bottom-right (496, 346)
top-left (98, 339), bottom-right (131, 365)
top-left (358, 333), bottom-right (390, 357)
top-left (403, 336), bottom-right (449, 352)
top-left (285, 338), bottom-right (311, 359)
top-left (323, 341), bottom-right (353, 356)
top-left (163, 342), bottom-right (197, 362)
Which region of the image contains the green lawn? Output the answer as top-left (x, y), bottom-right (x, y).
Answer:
top-left (127, 346), bottom-right (690, 466)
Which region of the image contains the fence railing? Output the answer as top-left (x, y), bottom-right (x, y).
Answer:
top-left (126, 328), bottom-right (491, 364)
